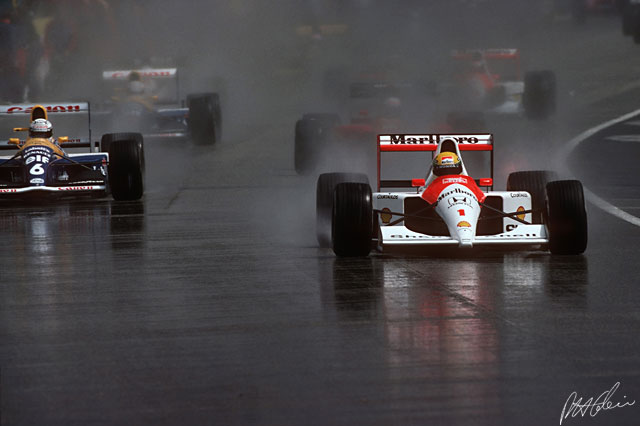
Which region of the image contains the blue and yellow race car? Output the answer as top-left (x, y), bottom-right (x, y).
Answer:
top-left (0, 103), bottom-right (144, 201)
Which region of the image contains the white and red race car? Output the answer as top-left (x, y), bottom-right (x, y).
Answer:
top-left (316, 133), bottom-right (587, 256)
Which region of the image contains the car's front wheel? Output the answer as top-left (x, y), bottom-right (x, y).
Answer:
top-left (332, 182), bottom-right (373, 257)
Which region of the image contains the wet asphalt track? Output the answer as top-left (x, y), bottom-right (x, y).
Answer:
top-left (2, 14), bottom-right (640, 426)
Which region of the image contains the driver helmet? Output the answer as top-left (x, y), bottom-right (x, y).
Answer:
top-left (128, 71), bottom-right (145, 94)
top-left (433, 151), bottom-right (462, 176)
top-left (29, 118), bottom-right (53, 139)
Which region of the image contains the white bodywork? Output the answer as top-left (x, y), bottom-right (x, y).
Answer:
top-left (374, 191), bottom-right (547, 249)
top-left (375, 133), bottom-right (549, 251)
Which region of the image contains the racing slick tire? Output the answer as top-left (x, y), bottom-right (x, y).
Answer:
top-left (107, 133), bottom-right (145, 201)
top-left (545, 180), bottom-right (588, 255)
top-left (187, 93), bottom-right (221, 145)
top-left (523, 71), bottom-right (556, 120)
top-left (317, 172), bottom-right (368, 248)
top-left (332, 182), bottom-right (373, 257)
top-left (507, 170), bottom-right (558, 224)
top-left (294, 113), bottom-right (341, 175)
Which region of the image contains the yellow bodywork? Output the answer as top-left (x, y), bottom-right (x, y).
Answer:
top-left (20, 138), bottom-right (66, 158)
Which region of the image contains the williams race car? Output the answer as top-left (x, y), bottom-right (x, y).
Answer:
top-left (94, 67), bottom-right (221, 145)
top-left (0, 103), bottom-right (144, 201)
top-left (316, 133), bottom-right (587, 256)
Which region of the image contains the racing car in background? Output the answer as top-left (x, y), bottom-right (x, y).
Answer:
top-left (93, 67), bottom-right (221, 146)
top-left (439, 49), bottom-right (557, 120)
top-left (294, 79), bottom-right (443, 175)
top-left (316, 133), bottom-right (587, 257)
top-left (0, 103), bottom-right (144, 201)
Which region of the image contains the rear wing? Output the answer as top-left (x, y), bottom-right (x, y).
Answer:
top-left (102, 68), bottom-right (180, 104)
top-left (377, 133), bottom-right (494, 191)
top-left (0, 103), bottom-right (92, 149)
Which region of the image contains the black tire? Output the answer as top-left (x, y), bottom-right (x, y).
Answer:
top-left (332, 182), bottom-right (372, 257)
top-left (507, 170), bottom-right (558, 224)
top-left (294, 113), bottom-right (341, 175)
top-left (546, 180), bottom-right (588, 255)
top-left (187, 93), bottom-right (221, 145)
top-left (107, 133), bottom-right (145, 201)
top-left (316, 172), bottom-right (368, 248)
top-left (523, 71), bottom-right (557, 120)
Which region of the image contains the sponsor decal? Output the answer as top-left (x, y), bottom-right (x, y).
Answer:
top-left (517, 206), bottom-right (526, 221)
top-left (30, 178), bottom-right (44, 184)
top-left (57, 186), bottom-right (94, 191)
top-left (377, 194), bottom-right (398, 200)
top-left (506, 224), bottom-right (518, 232)
top-left (447, 196), bottom-right (472, 209)
top-left (388, 135), bottom-right (480, 145)
top-left (441, 155), bottom-right (454, 164)
top-left (104, 69), bottom-right (177, 79)
top-left (0, 189), bottom-right (18, 193)
top-left (457, 221), bottom-right (471, 228)
top-left (510, 192), bottom-right (529, 198)
top-left (442, 177), bottom-right (468, 184)
top-left (5, 105), bottom-right (83, 114)
top-left (380, 208), bottom-right (392, 224)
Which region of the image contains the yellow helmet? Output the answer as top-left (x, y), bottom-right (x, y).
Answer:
top-left (433, 151), bottom-right (462, 176)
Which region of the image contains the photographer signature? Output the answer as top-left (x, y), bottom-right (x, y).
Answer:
top-left (560, 382), bottom-right (635, 425)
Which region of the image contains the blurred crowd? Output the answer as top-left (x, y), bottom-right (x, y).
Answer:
top-left (0, 0), bottom-right (155, 102)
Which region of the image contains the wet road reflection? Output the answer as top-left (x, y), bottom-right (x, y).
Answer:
top-left (322, 252), bottom-right (592, 422)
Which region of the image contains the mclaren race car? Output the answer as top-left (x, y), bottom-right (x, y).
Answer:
top-left (94, 67), bottom-right (221, 145)
top-left (316, 133), bottom-right (588, 257)
top-left (0, 104), bottom-right (144, 201)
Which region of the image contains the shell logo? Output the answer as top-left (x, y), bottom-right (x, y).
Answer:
top-left (517, 206), bottom-right (526, 221)
top-left (380, 208), bottom-right (392, 224)
top-left (457, 221), bottom-right (471, 228)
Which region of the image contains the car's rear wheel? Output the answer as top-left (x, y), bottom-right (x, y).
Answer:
top-left (107, 133), bottom-right (145, 201)
top-left (188, 93), bottom-right (221, 145)
top-left (507, 170), bottom-right (558, 224)
top-left (546, 180), bottom-right (588, 255)
top-left (332, 182), bottom-right (372, 257)
top-left (523, 71), bottom-right (556, 120)
top-left (294, 113), bottom-right (340, 175)
top-left (316, 172), bottom-right (368, 248)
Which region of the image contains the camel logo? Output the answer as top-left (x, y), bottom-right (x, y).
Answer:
top-left (517, 206), bottom-right (526, 221)
top-left (447, 196), bottom-right (471, 208)
top-left (457, 221), bottom-right (471, 228)
top-left (380, 208), bottom-right (392, 224)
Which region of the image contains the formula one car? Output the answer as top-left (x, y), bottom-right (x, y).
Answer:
top-left (294, 80), bottom-right (435, 174)
top-left (0, 103), bottom-right (144, 201)
top-left (94, 67), bottom-right (221, 145)
top-left (441, 49), bottom-right (556, 120)
top-left (316, 133), bottom-right (587, 256)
